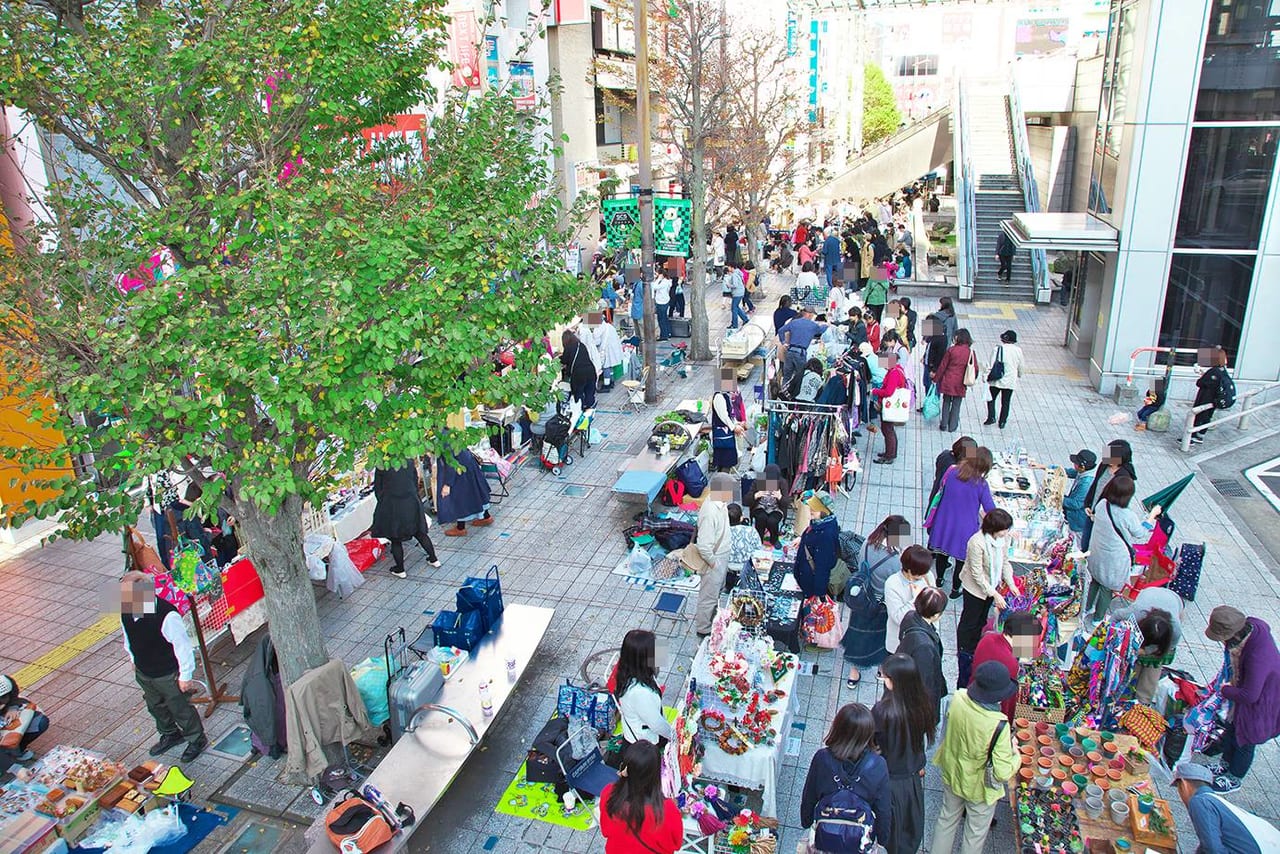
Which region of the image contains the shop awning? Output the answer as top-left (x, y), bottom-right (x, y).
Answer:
top-left (1000, 212), bottom-right (1120, 252)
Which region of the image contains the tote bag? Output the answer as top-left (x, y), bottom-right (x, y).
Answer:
top-left (882, 387), bottom-right (911, 424)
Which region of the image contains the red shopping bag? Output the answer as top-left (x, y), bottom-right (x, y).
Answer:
top-left (345, 538), bottom-right (385, 572)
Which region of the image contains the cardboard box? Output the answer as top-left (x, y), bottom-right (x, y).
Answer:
top-left (0, 814), bottom-right (59, 854)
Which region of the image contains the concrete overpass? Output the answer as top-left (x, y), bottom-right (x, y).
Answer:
top-left (807, 106), bottom-right (952, 204)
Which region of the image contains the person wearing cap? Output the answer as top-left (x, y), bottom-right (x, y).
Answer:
top-left (972, 610), bottom-right (1041, 721)
top-left (931, 661), bottom-right (1017, 854)
top-left (0, 675), bottom-right (49, 764)
top-left (1061, 449), bottom-right (1097, 534)
top-left (1202, 606), bottom-right (1280, 793)
top-left (1172, 761), bottom-right (1280, 852)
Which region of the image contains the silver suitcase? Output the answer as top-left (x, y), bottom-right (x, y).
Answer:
top-left (385, 628), bottom-right (445, 742)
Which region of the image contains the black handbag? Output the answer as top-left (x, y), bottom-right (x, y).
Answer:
top-left (986, 345), bottom-right (1005, 383)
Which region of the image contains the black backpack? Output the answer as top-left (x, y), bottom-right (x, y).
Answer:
top-left (544, 413), bottom-right (572, 447)
top-left (813, 754), bottom-right (877, 853)
top-left (1214, 371), bottom-right (1237, 410)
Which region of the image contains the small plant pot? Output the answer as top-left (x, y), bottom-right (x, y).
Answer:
top-left (1110, 801), bottom-right (1130, 827)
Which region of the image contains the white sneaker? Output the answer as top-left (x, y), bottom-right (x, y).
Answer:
top-left (429, 560), bottom-right (442, 568)
top-left (390, 568), bottom-right (407, 579)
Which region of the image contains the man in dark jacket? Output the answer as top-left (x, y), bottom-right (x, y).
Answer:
top-left (921, 313), bottom-right (949, 395)
top-left (996, 232), bottom-right (1016, 280)
top-left (119, 572), bottom-right (207, 761)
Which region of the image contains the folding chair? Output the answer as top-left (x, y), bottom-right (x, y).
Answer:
top-left (622, 366), bottom-right (650, 413)
top-left (650, 591), bottom-right (688, 635)
top-left (555, 721), bottom-right (619, 799)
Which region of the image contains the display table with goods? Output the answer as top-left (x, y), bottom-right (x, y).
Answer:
top-left (989, 456), bottom-right (1072, 566)
top-left (999, 544), bottom-right (1086, 667)
top-left (0, 745), bottom-right (199, 852)
top-left (304, 603), bottom-right (555, 853)
top-left (758, 557), bottom-right (803, 655)
top-left (669, 607), bottom-right (799, 819)
top-left (1011, 722), bottom-right (1176, 853)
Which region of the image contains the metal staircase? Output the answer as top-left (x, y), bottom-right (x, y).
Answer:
top-left (966, 83), bottom-right (1035, 301)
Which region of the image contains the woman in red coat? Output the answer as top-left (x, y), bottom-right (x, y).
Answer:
top-left (934, 329), bottom-right (974, 433)
top-left (599, 742), bottom-right (683, 854)
top-left (871, 350), bottom-right (909, 465)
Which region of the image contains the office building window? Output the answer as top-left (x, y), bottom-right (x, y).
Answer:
top-left (1158, 254), bottom-right (1254, 360)
top-left (1195, 0), bottom-right (1280, 122)
top-left (1175, 126), bottom-right (1278, 249)
top-left (595, 91), bottom-right (622, 146)
top-left (895, 55), bottom-right (938, 77)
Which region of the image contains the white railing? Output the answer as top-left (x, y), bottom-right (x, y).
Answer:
top-left (955, 77), bottom-right (976, 301)
top-left (1006, 72), bottom-right (1051, 303)
top-left (1180, 381), bottom-right (1280, 453)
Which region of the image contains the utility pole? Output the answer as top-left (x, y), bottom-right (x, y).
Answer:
top-left (635, 0), bottom-right (658, 404)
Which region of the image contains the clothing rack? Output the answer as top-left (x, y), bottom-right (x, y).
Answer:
top-left (764, 401), bottom-right (843, 495)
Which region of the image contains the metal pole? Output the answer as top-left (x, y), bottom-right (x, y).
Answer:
top-left (635, 0), bottom-right (658, 404)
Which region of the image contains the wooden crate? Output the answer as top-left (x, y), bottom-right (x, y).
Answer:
top-left (1015, 701), bottom-right (1066, 724)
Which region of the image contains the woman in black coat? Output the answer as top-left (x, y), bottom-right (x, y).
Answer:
top-left (1190, 346), bottom-right (1231, 446)
top-left (371, 463), bottom-right (439, 578)
top-left (895, 590), bottom-right (948, 726)
top-left (561, 330), bottom-right (597, 410)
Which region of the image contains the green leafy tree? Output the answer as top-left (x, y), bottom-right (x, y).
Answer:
top-left (862, 63), bottom-right (902, 147)
top-left (0, 0), bottom-right (589, 685)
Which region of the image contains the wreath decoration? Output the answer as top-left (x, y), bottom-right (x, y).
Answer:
top-left (718, 728), bottom-right (750, 755)
top-left (700, 710), bottom-right (727, 733)
top-left (731, 593), bottom-right (766, 628)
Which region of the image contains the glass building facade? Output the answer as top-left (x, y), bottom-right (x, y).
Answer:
top-left (1158, 0), bottom-right (1280, 362)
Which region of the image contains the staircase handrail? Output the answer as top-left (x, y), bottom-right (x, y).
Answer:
top-left (954, 77), bottom-right (976, 300)
top-left (1007, 70), bottom-right (1050, 303)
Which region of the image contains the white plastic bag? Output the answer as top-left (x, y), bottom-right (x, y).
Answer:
top-left (303, 532), bottom-right (334, 582)
top-left (81, 804), bottom-right (188, 853)
top-left (627, 543), bottom-right (652, 576)
top-left (326, 536), bottom-right (366, 598)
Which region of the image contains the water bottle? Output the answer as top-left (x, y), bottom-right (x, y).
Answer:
top-left (479, 680), bottom-right (494, 716)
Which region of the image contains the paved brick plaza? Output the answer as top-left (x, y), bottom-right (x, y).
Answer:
top-left (2, 272), bottom-right (1278, 853)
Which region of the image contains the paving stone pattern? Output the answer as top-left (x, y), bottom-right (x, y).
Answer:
top-left (1, 271), bottom-right (1278, 853)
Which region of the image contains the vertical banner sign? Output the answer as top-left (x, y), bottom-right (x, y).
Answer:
top-left (602, 197), bottom-right (641, 250)
top-left (484, 36), bottom-right (500, 89)
top-left (786, 10), bottom-right (797, 57)
top-left (510, 62), bottom-right (536, 110)
top-left (653, 197), bottom-right (692, 256)
top-left (448, 11), bottom-right (482, 90)
top-left (808, 20), bottom-right (819, 124)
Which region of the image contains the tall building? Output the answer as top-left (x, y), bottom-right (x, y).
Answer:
top-left (1055, 0), bottom-right (1280, 391)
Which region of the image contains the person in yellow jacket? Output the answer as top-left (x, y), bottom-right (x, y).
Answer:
top-left (931, 661), bottom-right (1018, 854)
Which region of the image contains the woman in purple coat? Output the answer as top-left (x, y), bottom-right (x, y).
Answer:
top-left (924, 446), bottom-right (995, 597)
top-left (1203, 606), bottom-right (1280, 793)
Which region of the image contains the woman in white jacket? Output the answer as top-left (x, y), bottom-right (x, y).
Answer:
top-left (614, 629), bottom-right (673, 746)
top-left (592, 315), bottom-right (625, 391)
top-left (984, 329), bottom-right (1025, 429)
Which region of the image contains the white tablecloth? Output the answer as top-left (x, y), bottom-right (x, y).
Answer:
top-left (686, 637), bottom-right (798, 816)
top-left (330, 493), bottom-right (376, 543)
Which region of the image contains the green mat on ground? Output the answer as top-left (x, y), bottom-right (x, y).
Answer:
top-left (494, 762), bottom-right (597, 831)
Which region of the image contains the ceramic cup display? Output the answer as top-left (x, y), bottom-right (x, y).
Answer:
top-left (1111, 801), bottom-right (1130, 826)
top-left (1085, 784), bottom-right (1103, 801)
top-left (1108, 788), bottom-right (1128, 805)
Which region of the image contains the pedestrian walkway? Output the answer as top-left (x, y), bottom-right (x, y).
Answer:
top-left (1, 271), bottom-right (1278, 853)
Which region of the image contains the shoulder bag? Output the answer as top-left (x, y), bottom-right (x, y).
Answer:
top-left (983, 720), bottom-right (1009, 791)
top-left (986, 345), bottom-right (1005, 383)
top-left (963, 351), bottom-right (980, 387)
top-left (924, 467), bottom-right (953, 529)
top-left (1104, 502), bottom-right (1136, 565)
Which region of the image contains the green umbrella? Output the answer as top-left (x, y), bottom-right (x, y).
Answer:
top-left (1142, 473), bottom-right (1195, 513)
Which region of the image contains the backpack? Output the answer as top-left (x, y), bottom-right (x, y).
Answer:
top-left (674, 458), bottom-right (709, 497)
top-left (1214, 371), bottom-right (1237, 410)
top-left (813, 754), bottom-right (877, 853)
top-left (325, 787), bottom-right (413, 853)
top-left (544, 413), bottom-right (572, 447)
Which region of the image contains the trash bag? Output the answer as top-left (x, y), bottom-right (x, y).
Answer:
top-left (627, 543), bottom-right (652, 577)
top-left (327, 537), bottom-right (365, 598)
top-left (304, 532), bottom-right (334, 582)
top-left (351, 656), bottom-right (391, 727)
top-left (922, 386), bottom-right (941, 420)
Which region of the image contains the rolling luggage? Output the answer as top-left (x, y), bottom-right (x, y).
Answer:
top-left (669, 317), bottom-right (691, 338)
top-left (384, 629), bottom-right (444, 743)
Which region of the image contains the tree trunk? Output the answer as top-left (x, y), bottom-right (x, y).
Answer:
top-left (687, 145), bottom-right (712, 362)
top-left (745, 192), bottom-right (763, 273)
top-left (232, 493), bottom-right (329, 687)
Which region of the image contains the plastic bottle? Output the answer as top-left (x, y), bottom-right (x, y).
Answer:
top-left (479, 680), bottom-right (493, 716)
